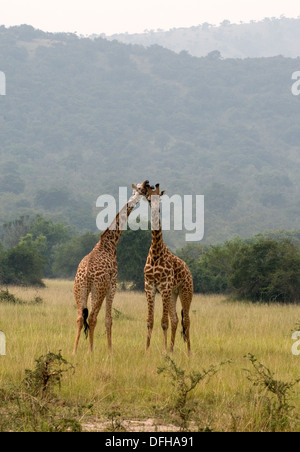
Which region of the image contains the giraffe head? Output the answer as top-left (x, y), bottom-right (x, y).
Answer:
top-left (144, 183), bottom-right (166, 206)
top-left (131, 180), bottom-right (151, 197)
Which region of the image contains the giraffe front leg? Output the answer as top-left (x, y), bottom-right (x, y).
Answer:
top-left (73, 284), bottom-right (89, 354)
top-left (161, 286), bottom-right (172, 353)
top-left (105, 276), bottom-right (117, 353)
top-left (169, 290), bottom-right (179, 354)
top-left (162, 305), bottom-right (169, 353)
top-left (89, 287), bottom-right (105, 353)
top-left (179, 285), bottom-right (193, 355)
top-left (88, 307), bottom-right (101, 353)
top-left (145, 281), bottom-right (156, 351)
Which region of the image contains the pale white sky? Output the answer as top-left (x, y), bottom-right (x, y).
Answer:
top-left (1, 0), bottom-right (299, 35)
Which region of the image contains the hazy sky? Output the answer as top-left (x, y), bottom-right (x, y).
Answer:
top-left (1, 0), bottom-right (299, 35)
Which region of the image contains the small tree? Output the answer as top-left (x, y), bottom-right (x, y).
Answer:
top-left (2, 234), bottom-right (46, 286)
top-left (117, 229), bottom-right (151, 290)
top-left (231, 238), bottom-right (300, 303)
top-left (23, 351), bottom-right (74, 399)
top-left (157, 356), bottom-right (230, 431)
top-left (244, 353), bottom-right (300, 431)
top-left (52, 232), bottom-right (98, 278)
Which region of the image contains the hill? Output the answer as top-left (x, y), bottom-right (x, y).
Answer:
top-left (0, 25), bottom-right (300, 246)
top-left (105, 17), bottom-right (300, 59)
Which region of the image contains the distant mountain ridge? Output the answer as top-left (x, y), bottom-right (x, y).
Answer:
top-left (0, 25), bottom-right (299, 246)
top-left (103, 17), bottom-right (300, 59)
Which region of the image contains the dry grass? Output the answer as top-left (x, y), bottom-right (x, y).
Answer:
top-left (0, 279), bottom-right (300, 431)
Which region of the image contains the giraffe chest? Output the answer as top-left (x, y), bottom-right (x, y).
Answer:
top-left (144, 258), bottom-right (174, 284)
top-left (144, 254), bottom-right (190, 289)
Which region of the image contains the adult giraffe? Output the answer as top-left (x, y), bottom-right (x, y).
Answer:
top-left (73, 180), bottom-right (149, 354)
top-left (138, 183), bottom-right (193, 355)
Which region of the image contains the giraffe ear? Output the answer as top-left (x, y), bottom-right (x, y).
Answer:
top-left (132, 184), bottom-right (138, 190)
top-left (160, 190), bottom-right (166, 196)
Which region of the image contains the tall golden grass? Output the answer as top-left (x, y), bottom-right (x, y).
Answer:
top-left (0, 279), bottom-right (300, 431)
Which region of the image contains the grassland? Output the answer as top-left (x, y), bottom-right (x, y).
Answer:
top-left (0, 279), bottom-right (300, 432)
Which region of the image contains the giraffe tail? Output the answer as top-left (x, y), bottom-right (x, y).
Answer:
top-left (181, 310), bottom-right (187, 343)
top-left (82, 308), bottom-right (89, 338)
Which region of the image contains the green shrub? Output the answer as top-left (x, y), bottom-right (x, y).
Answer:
top-left (231, 238), bottom-right (300, 303)
top-left (23, 351), bottom-right (74, 399)
top-left (244, 353), bottom-right (300, 431)
top-left (178, 235), bottom-right (300, 303)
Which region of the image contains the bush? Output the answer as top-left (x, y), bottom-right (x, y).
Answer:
top-left (52, 232), bottom-right (99, 278)
top-left (0, 289), bottom-right (43, 305)
top-left (179, 235), bottom-right (300, 303)
top-left (23, 351), bottom-right (74, 399)
top-left (177, 238), bottom-right (243, 294)
top-left (0, 236), bottom-right (46, 286)
top-left (0, 350), bottom-right (82, 432)
top-left (244, 353), bottom-right (300, 431)
top-left (231, 238), bottom-right (300, 303)
top-left (117, 229), bottom-right (151, 291)
top-left (0, 289), bottom-right (21, 304)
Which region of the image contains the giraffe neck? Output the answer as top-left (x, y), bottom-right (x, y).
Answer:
top-left (99, 192), bottom-right (141, 250)
top-left (150, 200), bottom-right (166, 258)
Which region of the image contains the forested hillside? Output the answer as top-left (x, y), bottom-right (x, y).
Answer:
top-left (106, 17), bottom-right (300, 59)
top-left (0, 25), bottom-right (299, 245)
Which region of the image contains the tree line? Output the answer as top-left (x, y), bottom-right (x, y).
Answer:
top-left (0, 215), bottom-right (299, 304)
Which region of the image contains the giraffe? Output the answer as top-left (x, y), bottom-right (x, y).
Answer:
top-left (73, 180), bottom-right (150, 354)
top-left (140, 183), bottom-right (193, 355)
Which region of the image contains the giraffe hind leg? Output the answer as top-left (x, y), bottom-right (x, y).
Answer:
top-left (73, 289), bottom-right (89, 354)
top-left (179, 287), bottom-right (192, 355)
top-left (105, 276), bottom-right (117, 353)
top-left (161, 287), bottom-right (172, 353)
top-left (181, 310), bottom-right (187, 342)
top-left (145, 281), bottom-right (156, 351)
top-left (88, 285), bottom-right (107, 353)
top-left (83, 308), bottom-right (89, 338)
top-left (73, 316), bottom-right (83, 354)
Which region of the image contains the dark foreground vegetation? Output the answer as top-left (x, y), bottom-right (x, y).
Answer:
top-left (0, 349), bottom-right (299, 432)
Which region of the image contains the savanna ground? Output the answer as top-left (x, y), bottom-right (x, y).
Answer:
top-left (0, 279), bottom-right (300, 432)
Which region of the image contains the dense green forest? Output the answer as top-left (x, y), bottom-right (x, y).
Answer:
top-left (0, 25), bottom-right (300, 247)
top-left (107, 16), bottom-right (300, 59)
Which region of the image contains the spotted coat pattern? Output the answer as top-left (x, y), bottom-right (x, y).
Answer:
top-left (143, 185), bottom-right (193, 354)
top-left (73, 182), bottom-right (148, 353)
